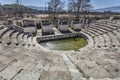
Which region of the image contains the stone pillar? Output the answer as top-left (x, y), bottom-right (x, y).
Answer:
top-left (81, 18), bottom-right (85, 29)
top-left (70, 20), bottom-right (73, 29)
top-left (57, 19), bottom-right (60, 30)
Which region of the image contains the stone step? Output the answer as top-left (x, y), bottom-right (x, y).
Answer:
top-left (40, 71), bottom-right (71, 80)
top-left (0, 55), bottom-right (16, 72)
top-left (1, 30), bottom-right (15, 44)
top-left (91, 23), bottom-right (113, 31)
top-left (66, 52), bottom-right (113, 79)
top-left (86, 29), bottom-right (99, 36)
top-left (80, 31), bottom-right (94, 48)
top-left (63, 53), bottom-right (83, 80)
top-left (107, 32), bottom-right (120, 47)
top-left (0, 55), bottom-right (29, 80)
top-left (98, 35), bottom-right (105, 46)
top-left (23, 34), bottom-right (29, 42)
top-left (82, 30), bottom-right (96, 37)
top-left (97, 23), bottom-right (117, 30)
top-left (90, 25), bottom-right (107, 33)
top-left (17, 33), bottom-right (25, 45)
top-left (12, 63), bottom-right (42, 80)
top-left (102, 34), bottom-right (112, 47)
top-left (10, 32), bottom-right (20, 44)
top-left (0, 28), bottom-right (9, 42)
top-left (88, 28), bottom-right (103, 35)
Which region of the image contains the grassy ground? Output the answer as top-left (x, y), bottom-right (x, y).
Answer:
top-left (41, 37), bottom-right (88, 51)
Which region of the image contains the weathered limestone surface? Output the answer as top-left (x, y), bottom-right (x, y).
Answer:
top-left (0, 20), bottom-right (120, 80)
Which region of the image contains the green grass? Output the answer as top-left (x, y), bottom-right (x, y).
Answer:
top-left (41, 37), bottom-right (88, 51)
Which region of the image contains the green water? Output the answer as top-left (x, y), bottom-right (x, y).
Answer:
top-left (40, 37), bottom-right (88, 51)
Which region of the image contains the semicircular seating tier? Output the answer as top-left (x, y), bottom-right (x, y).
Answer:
top-left (0, 19), bottom-right (120, 80)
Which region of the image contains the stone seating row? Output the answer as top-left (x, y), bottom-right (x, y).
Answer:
top-left (90, 24), bottom-right (112, 32)
top-left (113, 30), bottom-right (120, 43)
top-left (95, 21), bottom-right (118, 30)
top-left (0, 27), bottom-right (34, 47)
top-left (82, 21), bottom-right (120, 49)
top-left (0, 45), bottom-right (71, 80)
top-left (82, 26), bottom-right (120, 49)
top-left (66, 49), bottom-right (120, 79)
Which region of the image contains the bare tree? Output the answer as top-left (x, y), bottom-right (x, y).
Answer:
top-left (15, 0), bottom-right (23, 17)
top-left (48, 0), bottom-right (65, 19)
top-left (68, 0), bottom-right (92, 18)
